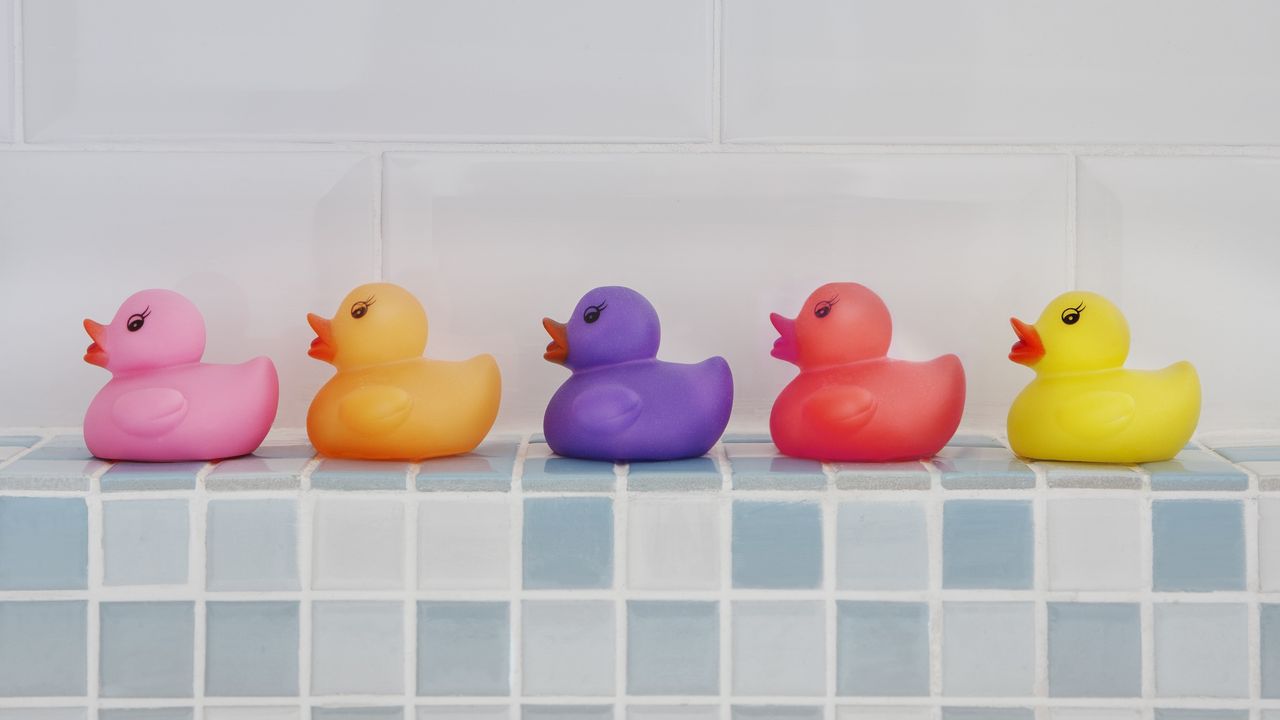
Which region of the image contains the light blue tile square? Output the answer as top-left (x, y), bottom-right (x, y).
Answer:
top-left (101, 462), bottom-right (203, 491)
top-left (722, 433), bottom-right (771, 443)
top-left (833, 461), bottom-right (931, 490)
top-left (836, 501), bottom-right (928, 590)
top-left (935, 446), bottom-right (1035, 489)
top-left (1211, 444), bottom-right (1280, 462)
top-left (522, 497), bottom-right (613, 589)
top-left (726, 444), bottom-right (825, 490)
top-left (1041, 461), bottom-right (1142, 489)
top-left (207, 499), bottom-right (298, 591)
top-left (943, 500), bottom-right (1033, 589)
top-left (1154, 603), bottom-right (1247, 698)
top-left (943, 602), bottom-right (1034, 697)
top-left (417, 601), bottom-right (509, 696)
top-left (522, 600), bottom-right (614, 696)
top-left (627, 601), bottom-right (719, 695)
top-left (0, 457), bottom-right (101, 490)
top-left (417, 709), bottom-right (509, 720)
top-left (0, 601), bottom-right (86, 696)
top-left (100, 710), bottom-right (194, 720)
top-left (1153, 711), bottom-right (1248, 720)
top-left (627, 456), bottom-right (722, 491)
top-left (206, 455), bottom-right (308, 490)
top-left (27, 437), bottom-right (94, 459)
top-left (103, 499), bottom-right (188, 586)
top-left (0, 435), bottom-right (41, 447)
top-left (253, 443), bottom-right (316, 458)
top-left (100, 601), bottom-right (194, 698)
top-left (0, 710), bottom-right (86, 720)
top-left (522, 454), bottom-right (616, 491)
top-left (313, 601), bottom-right (403, 695)
top-left (947, 434), bottom-right (1005, 448)
top-left (1264, 604), bottom-right (1280, 698)
top-left (312, 709), bottom-right (403, 720)
top-left (206, 601), bottom-right (299, 697)
top-left (0, 496), bottom-right (88, 589)
top-left (943, 710), bottom-right (1032, 720)
top-left (1152, 500), bottom-right (1245, 591)
top-left (837, 601), bottom-right (929, 697)
top-left (1048, 603), bottom-right (1141, 697)
top-left (416, 439), bottom-right (519, 491)
top-left (732, 601), bottom-right (824, 696)
top-left (523, 707), bottom-right (612, 720)
top-left (732, 501), bottom-right (822, 589)
top-left (626, 707), bottom-right (718, 720)
top-left (732, 707), bottom-right (822, 720)
top-left (311, 459), bottom-right (408, 491)
top-left (1146, 449), bottom-right (1249, 491)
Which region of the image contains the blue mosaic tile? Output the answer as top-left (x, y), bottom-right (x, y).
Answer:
top-left (523, 707), bottom-right (612, 720)
top-left (206, 499), bottom-right (298, 591)
top-left (732, 501), bottom-right (822, 589)
top-left (252, 442), bottom-right (316, 458)
top-left (100, 602), bottom-right (194, 698)
top-left (627, 709), bottom-right (717, 720)
top-left (943, 602), bottom-right (1034, 696)
top-left (0, 710), bottom-right (86, 720)
top-left (837, 601), bottom-right (930, 697)
top-left (522, 497), bottom-right (613, 589)
top-left (101, 462), bottom-right (203, 491)
top-left (1153, 500), bottom-right (1245, 591)
top-left (103, 499), bottom-right (188, 586)
top-left (627, 601), bottom-right (719, 696)
top-left (627, 456), bottom-right (722, 491)
top-left (25, 438), bottom-right (94, 460)
top-left (1154, 603), bottom-right (1247, 698)
top-left (205, 602), bottom-right (299, 697)
top-left (314, 601), bottom-right (403, 695)
top-left (1154, 711), bottom-right (1248, 720)
top-left (522, 454), bottom-right (616, 492)
top-left (833, 460), bottom-right (931, 490)
top-left (1146, 449), bottom-right (1249, 491)
top-left (0, 457), bottom-right (103, 490)
top-left (0, 496), bottom-right (88, 589)
top-left (1210, 444), bottom-right (1280, 462)
top-left (100, 710), bottom-right (193, 720)
top-left (945, 433), bottom-right (1005, 448)
top-left (943, 710), bottom-right (1032, 720)
top-left (416, 439), bottom-right (519, 491)
top-left (836, 501), bottom-right (928, 590)
top-left (417, 602), bottom-right (509, 696)
top-left (935, 446), bottom-right (1035, 489)
top-left (726, 444), bottom-right (825, 490)
top-left (522, 600), bottom-right (614, 696)
top-left (1048, 602), bottom-right (1141, 698)
top-left (311, 459), bottom-right (408, 491)
top-left (1040, 460), bottom-right (1142, 489)
top-left (722, 432), bottom-right (772, 443)
top-left (732, 601), bottom-right (825, 696)
top-left (942, 500), bottom-right (1033, 589)
top-left (733, 708), bottom-right (822, 720)
top-left (313, 710), bottom-right (402, 720)
top-left (1264, 604), bottom-right (1280, 698)
top-left (0, 435), bottom-right (41, 447)
top-left (206, 455), bottom-right (308, 490)
top-left (0, 601), bottom-right (86, 697)
top-left (417, 710), bottom-right (509, 720)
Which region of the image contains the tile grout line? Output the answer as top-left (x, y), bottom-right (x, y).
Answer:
top-left (298, 455), bottom-right (321, 716)
top-left (1138, 464), bottom-right (1156, 720)
top-left (509, 435), bottom-right (531, 719)
top-left (926, 458), bottom-right (944, 720)
top-left (191, 461), bottom-right (214, 719)
top-left (614, 457), bottom-right (628, 718)
top-left (86, 457), bottom-right (112, 719)
top-left (715, 442), bottom-right (733, 720)
top-left (1031, 460), bottom-right (1049, 720)
top-left (404, 460), bottom-right (422, 716)
top-left (821, 459), bottom-right (837, 720)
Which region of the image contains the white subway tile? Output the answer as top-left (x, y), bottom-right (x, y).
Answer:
top-left (383, 153), bottom-right (1068, 430)
top-left (1078, 156), bottom-right (1280, 430)
top-left (723, 0), bottom-right (1280, 144)
top-left (0, 0), bottom-right (12, 142)
top-left (0, 152), bottom-right (377, 427)
top-left (24, 0), bottom-right (711, 142)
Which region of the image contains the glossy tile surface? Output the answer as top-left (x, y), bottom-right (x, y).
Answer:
top-left (312, 601), bottom-right (403, 695)
top-left (417, 602), bottom-right (510, 697)
top-left (1048, 603), bottom-right (1142, 698)
top-left (1144, 449), bottom-right (1249, 491)
top-left (726, 444), bottom-right (825, 490)
top-left (934, 446), bottom-right (1034, 490)
top-left (522, 454), bottom-right (616, 492)
top-left (627, 601), bottom-right (719, 696)
top-left (0, 601), bottom-right (87, 696)
top-left (1153, 603), bottom-right (1247, 698)
top-left (101, 462), bottom-right (203, 492)
top-left (0, 496), bottom-right (88, 589)
top-left (418, 499), bottom-right (510, 590)
top-left (522, 497), bottom-right (613, 589)
top-left (1047, 498), bottom-right (1142, 591)
top-left (732, 501), bottom-right (823, 589)
top-left (628, 498), bottom-right (721, 591)
top-left (99, 602), bottom-right (194, 698)
top-left (310, 459), bottom-right (408, 491)
top-left (103, 499), bottom-right (189, 586)
top-left (205, 602), bottom-right (300, 697)
top-left (206, 499), bottom-right (298, 591)
top-left (942, 500), bottom-right (1033, 589)
top-left (836, 501), bottom-right (928, 590)
top-left (943, 602), bottom-right (1034, 697)
top-left (627, 456), bottom-right (722, 492)
top-left (837, 602), bottom-right (930, 697)
top-left (312, 499), bottom-right (405, 590)
top-left (416, 441), bottom-right (520, 491)
top-left (521, 600), bottom-right (613, 697)
top-left (1152, 500), bottom-right (1245, 591)
top-left (732, 601), bottom-right (825, 696)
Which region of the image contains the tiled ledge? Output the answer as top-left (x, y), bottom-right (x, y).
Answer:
top-left (0, 431), bottom-right (1277, 720)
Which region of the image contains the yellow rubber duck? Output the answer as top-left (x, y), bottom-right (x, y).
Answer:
top-left (1007, 291), bottom-right (1199, 463)
top-left (306, 282), bottom-right (501, 460)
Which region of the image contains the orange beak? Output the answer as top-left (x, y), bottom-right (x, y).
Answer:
top-left (1009, 317), bottom-right (1045, 366)
top-left (307, 313), bottom-right (336, 363)
top-left (84, 319), bottom-right (108, 368)
top-left (543, 318), bottom-right (569, 364)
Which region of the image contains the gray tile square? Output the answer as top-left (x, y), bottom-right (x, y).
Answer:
top-left (417, 601), bottom-right (509, 696)
top-left (313, 601), bottom-right (403, 695)
top-left (100, 602), bottom-right (194, 698)
top-left (627, 601), bottom-right (719, 695)
top-left (207, 499), bottom-right (298, 590)
top-left (836, 501), bottom-right (928, 590)
top-left (1153, 500), bottom-right (1245, 591)
top-left (732, 501), bottom-right (822, 589)
top-left (206, 602), bottom-right (299, 697)
top-left (103, 500), bottom-right (188, 586)
top-left (1048, 603), bottom-right (1141, 697)
top-left (0, 497), bottom-right (87, 589)
top-left (0, 601), bottom-right (86, 696)
top-left (522, 497), bottom-right (613, 589)
top-left (732, 601), bottom-right (824, 696)
top-left (522, 600), bottom-right (613, 697)
top-left (1154, 603), bottom-right (1248, 697)
top-left (837, 601), bottom-right (929, 697)
top-left (943, 499), bottom-right (1033, 589)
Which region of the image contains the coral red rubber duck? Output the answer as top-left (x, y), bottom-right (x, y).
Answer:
top-left (769, 282), bottom-right (965, 462)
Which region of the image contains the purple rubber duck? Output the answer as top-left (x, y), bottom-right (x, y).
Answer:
top-left (542, 286), bottom-right (734, 462)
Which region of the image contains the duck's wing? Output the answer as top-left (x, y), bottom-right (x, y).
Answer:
top-left (338, 385), bottom-right (414, 435)
top-left (1055, 391), bottom-right (1137, 439)
top-left (800, 385), bottom-right (878, 432)
top-left (111, 387), bottom-right (188, 437)
top-left (569, 384), bottom-right (643, 434)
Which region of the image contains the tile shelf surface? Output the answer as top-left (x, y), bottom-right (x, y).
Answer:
top-left (0, 430), bottom-right (1277, 719)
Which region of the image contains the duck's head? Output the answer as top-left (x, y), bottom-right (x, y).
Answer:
top-left (1010, 291), bottom-right (1129, 374)
top-left (770, 282), bottom-right (891, 369)
top-left (84, 289), bottom-right (206, 374)
top-left (543, 286), bottom-right (660, 371)
top-left (308, 282), bottom-right (427, 369)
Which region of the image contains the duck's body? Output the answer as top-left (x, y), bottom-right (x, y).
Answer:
top-left (86, 358), bottom-right (278, 462)
top-left (545, 357), bottom-right (732, 462)
top-left (771, 355), bottom-right (964, 462)
top-left (307, 355), bottom-right (500, 460)
top-left (1007, 362), bottom-right (1199, 463)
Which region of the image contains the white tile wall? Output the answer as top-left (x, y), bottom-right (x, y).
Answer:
top-left (722, 0), bottom-right (1280, 144)
top-left (0, 0), bottom-right (11, 142)
top-left (23, 0), bottom-right (712, 142)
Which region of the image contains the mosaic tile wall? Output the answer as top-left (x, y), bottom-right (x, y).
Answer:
top-left (0, 431), bottom-right (1278, 719)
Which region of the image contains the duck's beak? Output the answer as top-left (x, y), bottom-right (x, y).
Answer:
top-left (1009, 317), bottom-right (1045, 366)
top-left (307, 313), bottom-right (336, 363)
top-left (83, 319), bottom-right (108, 368)
top-left (770, 313), bottom-right (799, 364)
top-left (543, 318), bottom-right (569, 364)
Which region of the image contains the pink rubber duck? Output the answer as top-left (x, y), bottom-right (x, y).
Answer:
top-left (769, 282), bottom-right (965, 462)
top-left (83, 289), bottom-right (279, 461)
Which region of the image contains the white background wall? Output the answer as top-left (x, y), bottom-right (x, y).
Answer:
top-left (2, 0), bottom-right (1279, 433)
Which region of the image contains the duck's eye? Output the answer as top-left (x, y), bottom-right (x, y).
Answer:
top-left (583, 304), bottom-right (605, 324)
top-left (350, 301), bottom-right (369, 319)
top-left (814, 301), bottom-right (834, 319)
top-left (1061, 306), bottom-right (1082, 325)
top-left (126, 314), bottom-right (145, 332)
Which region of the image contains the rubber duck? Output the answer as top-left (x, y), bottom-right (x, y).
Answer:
top-left (769, 282), bottom-right (965, 461)
top-left (1007, 291), bottom-right (1200, 463)
top-left (83, 289), bottom-right (279, 461)
top-left (306, 282), bottom-right (500, 460)
top-left (542, 286), bottom-right (733, 461)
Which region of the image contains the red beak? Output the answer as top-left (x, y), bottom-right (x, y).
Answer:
top-left (1009, 317), bottom-right (1045, 366)
top-left (543, 318), bottom-right (569, 364)
top-left (84, 319), bottom-right (108, 368)
top-left (770, 313), bottom-right (799, 364)
top-left (307, 313), bottom-right (336, 362)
